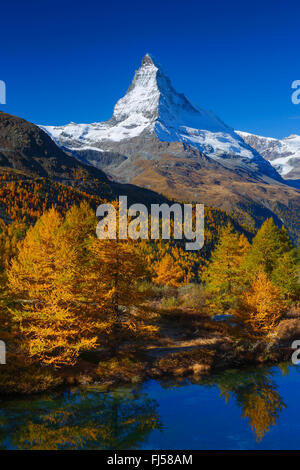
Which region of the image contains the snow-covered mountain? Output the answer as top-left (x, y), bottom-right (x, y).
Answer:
top-left (38, 54), bottom-right (300, 240)
top-left (236, 131), bottom-right (300, 180)
top-left (41, 54), bottom-right (280, 182)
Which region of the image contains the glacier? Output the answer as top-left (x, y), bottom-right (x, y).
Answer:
top-left (237, 131), bottom-right (300, 179)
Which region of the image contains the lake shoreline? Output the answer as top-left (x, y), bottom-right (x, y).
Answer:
top-left (56, 313), bottom-right (297, 391)
top-left (0, 307), bottom-right (299, 397)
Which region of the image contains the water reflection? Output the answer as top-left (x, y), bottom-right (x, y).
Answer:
top-left (216, 369), bottom-right (286, 441)
top-left (0, 387), bottom-right (162, 450)
top-left (159, 364), bottom-right (289, 443)
top-left (0, 364), bottom-right (295, 449)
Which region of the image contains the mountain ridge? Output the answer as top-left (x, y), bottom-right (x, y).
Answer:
top-left (0, 111), bottom-right (174, 207)
top-left (236, 130), bottom-right (300, 181)
top-left (0, 110), bottom-right (299, 243)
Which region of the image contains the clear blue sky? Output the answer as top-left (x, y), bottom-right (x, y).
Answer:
top-left (1, 0), bottom-right (300, 138)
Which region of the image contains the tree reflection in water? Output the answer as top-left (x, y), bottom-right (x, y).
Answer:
top-left (0, 387), bottom-right (162, 450)
top-left (0, 364), bottom-right (291, 449)
top-left (217, 367), bottom-right (287, 442)
top-left (163, 364), bottom-right (288, 443)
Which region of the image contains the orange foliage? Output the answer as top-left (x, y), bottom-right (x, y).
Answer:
top-left (7, 208), bottom-right (100, 367)
top-left (152, 253), bottom-right (185, 287)
top-left (234, 271), bottom-right (284, 338)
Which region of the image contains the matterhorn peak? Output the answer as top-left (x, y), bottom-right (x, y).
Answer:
top-left (111, 53), bottom-right (162, 124)
top-left (140, 53), bottom-right (163, 71)
top-left (112, 53), bottom-right (229, 135)
top-left (141, 53), bottom-right (155, 66)
top-left (42, 53), bottom-right (281, 181)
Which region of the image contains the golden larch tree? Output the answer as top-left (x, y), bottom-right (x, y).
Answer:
top-left (203, 224), bottom-right (250, 313)
top-left (84, 237), bottom-right (158, 355)
top-left (7, 208), bottom-right (99, 367)
top-left (152, 253), bottom-right (184, 287)
top-left (234, 271), bottom-right (285, 338)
